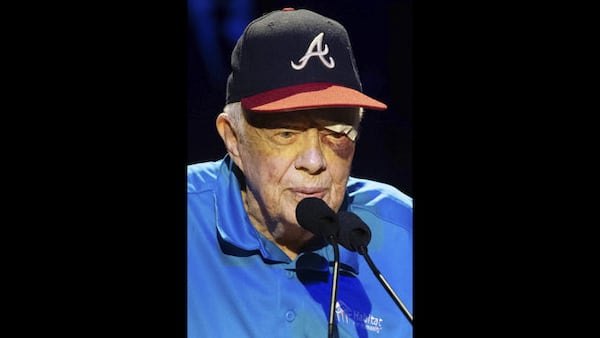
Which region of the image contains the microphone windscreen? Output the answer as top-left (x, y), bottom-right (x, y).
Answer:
top-left (295, 197), bottom-right (339, 240)
top-left (338, 211), bottom-right (372, 252)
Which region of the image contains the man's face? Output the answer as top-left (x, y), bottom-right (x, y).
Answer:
top-left (237, 107), bottom-right (359, 231)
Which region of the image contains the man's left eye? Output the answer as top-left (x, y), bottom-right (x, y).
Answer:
top-left (327, 132), bottom-right (345, 139)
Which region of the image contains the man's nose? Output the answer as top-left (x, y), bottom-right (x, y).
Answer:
top-left (294, 129), bottom-right (326, 174)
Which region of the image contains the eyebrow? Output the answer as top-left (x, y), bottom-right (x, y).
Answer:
top-left (249, 114), bottom-right (358, 129)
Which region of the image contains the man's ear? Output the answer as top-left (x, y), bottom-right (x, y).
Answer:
top-left (216, 113), bottom-right (241, 160)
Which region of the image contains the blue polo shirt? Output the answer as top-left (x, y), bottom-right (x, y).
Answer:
top-left (188, 156), bottom-right (413, 338)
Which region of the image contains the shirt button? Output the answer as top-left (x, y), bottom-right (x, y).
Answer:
top-left (286, 270), bottom-right (295, 278)
top-left (285, 310), bottom-right (296, 322)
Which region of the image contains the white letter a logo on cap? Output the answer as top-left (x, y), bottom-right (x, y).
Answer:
top-left (291, 32), bottom-right (335, 70)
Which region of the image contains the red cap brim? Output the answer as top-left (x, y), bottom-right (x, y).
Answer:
top-left (241, 82), bottom-right (387, 112)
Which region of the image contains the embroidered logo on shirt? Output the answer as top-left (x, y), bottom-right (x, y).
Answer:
top-left (336, 300), bottom-right (384, 334)
top-left (290, 32), bottom-right (335, 70)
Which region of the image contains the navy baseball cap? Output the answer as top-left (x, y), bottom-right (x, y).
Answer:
top-left (225, 7), bottom-right (387, 113)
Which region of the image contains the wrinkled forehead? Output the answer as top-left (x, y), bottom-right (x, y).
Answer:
top-left (244, 107), bottom-right (361, 129)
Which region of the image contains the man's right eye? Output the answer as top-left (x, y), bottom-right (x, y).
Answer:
top-left (270, 130), bottom-right (299, 145)
top-left (278, 131), bottom-right (295, 138)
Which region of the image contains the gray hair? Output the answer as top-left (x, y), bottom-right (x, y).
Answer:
top-left (222, 102), bottom-right (246, 139)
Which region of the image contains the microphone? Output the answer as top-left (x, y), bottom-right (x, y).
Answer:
top-left (295, 197), bottom-right (339, 244)
top-left (337, 211), bottom-right (414, 325)
top-left (296, 197), bottom-right (341, 338)
top-left (337, 211), bottom-right (371, 256)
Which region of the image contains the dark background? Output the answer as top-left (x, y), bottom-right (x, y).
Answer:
top-left (187, 0), bottom-right (413, 196)
top-left (17, 1), bottom-right (567, 336)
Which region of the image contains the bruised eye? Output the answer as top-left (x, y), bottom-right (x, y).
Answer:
top-left (321, 130), bottom-right (352, 145)
top-left (326, 132), bottom-right (346, 139)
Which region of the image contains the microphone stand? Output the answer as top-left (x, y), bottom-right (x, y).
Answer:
top-left (328, 237), bottom-right (340, 338)
top-left (294, 197), bottom-right (343, 337)
top-left (358, 246), bottom-right (413, 324)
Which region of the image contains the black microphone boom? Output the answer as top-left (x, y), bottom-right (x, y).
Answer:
top-left (295, 197), bottom-right (341, 338)
top-left (337, 211), bottom-right (414, 325)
